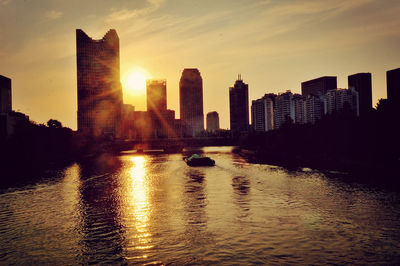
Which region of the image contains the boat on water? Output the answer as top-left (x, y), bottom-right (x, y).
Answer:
top-left (184, 154), bottom-right (215, 167)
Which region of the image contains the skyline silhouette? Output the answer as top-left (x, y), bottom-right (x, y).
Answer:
top-left (1, 0), bottom-right (400, 129)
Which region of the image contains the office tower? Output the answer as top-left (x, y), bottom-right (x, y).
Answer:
top-left (147, 79), bottom-right (167, 114)
top-left (0, 75), bottom-right (11, 114)
top-left (76, 29), bottom-right (123, 138)
top-left (206, 111), bottom-right (219, 132)
top-left (348, 73), bottom-right (372, 116)
top-left (229, 75), bottom-right (249, 133)
top-left (274, 91), bottom-right (295, 129)
top-left (301, 76), bottom-right (337, 97)
top-left (387, 68), bottom-right (400, 110)
top-left (179, 68), bottom-right (204, 136)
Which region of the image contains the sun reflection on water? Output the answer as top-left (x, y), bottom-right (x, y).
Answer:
top-left (127, 156), bottom-right (153, 253)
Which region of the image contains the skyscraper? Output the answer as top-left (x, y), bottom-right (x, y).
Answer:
top-left (387, 68), bottom-right (400, 111)
top-left (76, 29), bottom-right (123, 138)
top-left (0, 75), bottom-right (11, 114)
top-left (179, 68), bottom-right (204, 136)
top-left (229, 75), bottom-right (249, 133)
top-left (348, 73), bottom-right (372, 116)
top-left (206, 111), bottom-right (219, 132)
top-left (301, 76), bottom-right (337, 97)
top-left (147, 79), bottom-right (167, 114)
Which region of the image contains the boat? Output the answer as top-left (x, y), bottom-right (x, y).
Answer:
top-left (184, 154), bottom-right (215, 167)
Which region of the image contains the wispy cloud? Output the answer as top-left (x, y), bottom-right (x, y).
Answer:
top-left (0, 0), bottom-right (11, 6)
top-left (45, 10), bottom-right (63, 20)
top-left (106, 0), bottom-right (165, 22)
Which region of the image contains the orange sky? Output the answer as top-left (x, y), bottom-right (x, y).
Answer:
top-left (1, 0), bottom-right (400, 130)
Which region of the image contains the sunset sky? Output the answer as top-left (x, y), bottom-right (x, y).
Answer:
top-left (1, 0), bottom-right (400, 130)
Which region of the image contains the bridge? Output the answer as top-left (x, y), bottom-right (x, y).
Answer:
top-left (113, 137), bottom-right (238, 153)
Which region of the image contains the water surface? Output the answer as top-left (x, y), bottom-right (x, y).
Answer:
top-left (1, 147), bottom-right (400, 264)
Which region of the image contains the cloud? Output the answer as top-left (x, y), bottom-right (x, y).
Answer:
top-left (45, 10), bottom-right (63, 20)
top-left (106, 0), bottom-right (165, 22)
top-left (0, 0), bottom-right (11, 6)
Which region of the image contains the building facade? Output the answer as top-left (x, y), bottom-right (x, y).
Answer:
top-left (229, 75), bottom-right (249, 133)
top-left (251, 98), bottom-right (265, 132)
top-left (147, 79), bottom-right (167, 114)
top-left (292, 93), bottom-right (306, 124)
top-left (305, 95), bottom-right (323, 124)
top-left (0, 75), bottom-right (11, 114)
top-left (274, 91), bottom-right (295, 129)
top-left (76, 29), bottom-right (123, 138)
top-left (387, 68), bottom-right (400, 112)
top-left (179, 68), bottom-right (204, 136)
top-left (301, 76), bottom-right (337, 97)
top-left (335, 88), bottom-right (359, 116)
top-left (206, 111), bottom-right (219, 132)
top-left (348, 73), bottom-right (372, 116)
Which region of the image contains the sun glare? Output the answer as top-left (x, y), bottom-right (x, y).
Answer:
top-left (122, 67), bottom-right (151, 95)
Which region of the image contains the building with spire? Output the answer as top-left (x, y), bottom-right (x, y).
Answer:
top-left (229, 74), bottom-right (249, 133)
top-left (76, 29), bottom-right (123, 138)
top-left (179, 68), bottom-right (204, 136)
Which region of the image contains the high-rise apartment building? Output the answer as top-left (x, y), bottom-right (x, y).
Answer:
top-left (387, 68), bottom-right (400, 111)
top-left (274, 91), bottom-right (295, 129)
top-left (76, 29), bottom-right (123, 138)
top-left (251, 98), bottom-right (265, 132)
top-left (348, 73), bottom-right (372, 116)
top-left (336, 88), bottom-right (359, 116)
top-left (301, 76), bottom-right (337, 97)
top-left (292, 94), bottom-right (306, 124)
top-left (305, 95), bottom-right (323, 124)
top-left (206, 111), bottom-right (219, 132)
top-left (0, 75), bottom-right (11, 114)
top-left (229, 75), bottom-right (249, 133)
top-left (251, 93), bottom-right (276, 132)
top-left (179, 68), bottom-right (204, 136)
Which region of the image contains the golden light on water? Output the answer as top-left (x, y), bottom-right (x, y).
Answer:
top-left (128, 156), bottom-right (153, 252)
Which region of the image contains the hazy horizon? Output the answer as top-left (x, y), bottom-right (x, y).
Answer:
top-left (1, 0), bottom-right (400, 130)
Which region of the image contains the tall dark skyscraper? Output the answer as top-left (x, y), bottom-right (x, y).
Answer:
top-left (76, 29), bottom-right (123, 138)
top-left (147, 79), bottom-right (167, 114)
top-left (0, 75), bottom-right (11, 114)
top-left (229, 75), bottom-right (249, 133)
top-left (387, 68), bottom-right (400, 110)
top-left (301, 76), bottom-right (337, 97)
top-left (179, 68), bottom-right (204, 136)
top-left (348, 73), bottom-right (372, 116)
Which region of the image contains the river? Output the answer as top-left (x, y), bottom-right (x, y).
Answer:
top-left (1, 146), bottom-right (400, 264)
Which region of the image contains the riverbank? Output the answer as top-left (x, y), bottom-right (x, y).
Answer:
top-left (235, 147), bottom-right (400, 188)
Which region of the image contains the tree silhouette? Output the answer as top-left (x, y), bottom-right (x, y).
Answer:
top-left (47, 119), bottom-right (62, 129)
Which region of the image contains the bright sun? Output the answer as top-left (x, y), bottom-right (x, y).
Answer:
top-left (122, 68), bottom-right (150, 95)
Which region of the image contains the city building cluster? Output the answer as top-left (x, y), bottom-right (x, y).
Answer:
top-left (1, 28), bottom-right (400, 141)
top-left (76, 29), bottom-right (220, 140)
top-left (250, 75), bottom-right (367, 132)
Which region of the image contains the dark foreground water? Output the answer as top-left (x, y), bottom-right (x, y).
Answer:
top-left (1, 147), bottom-right (400, 265)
